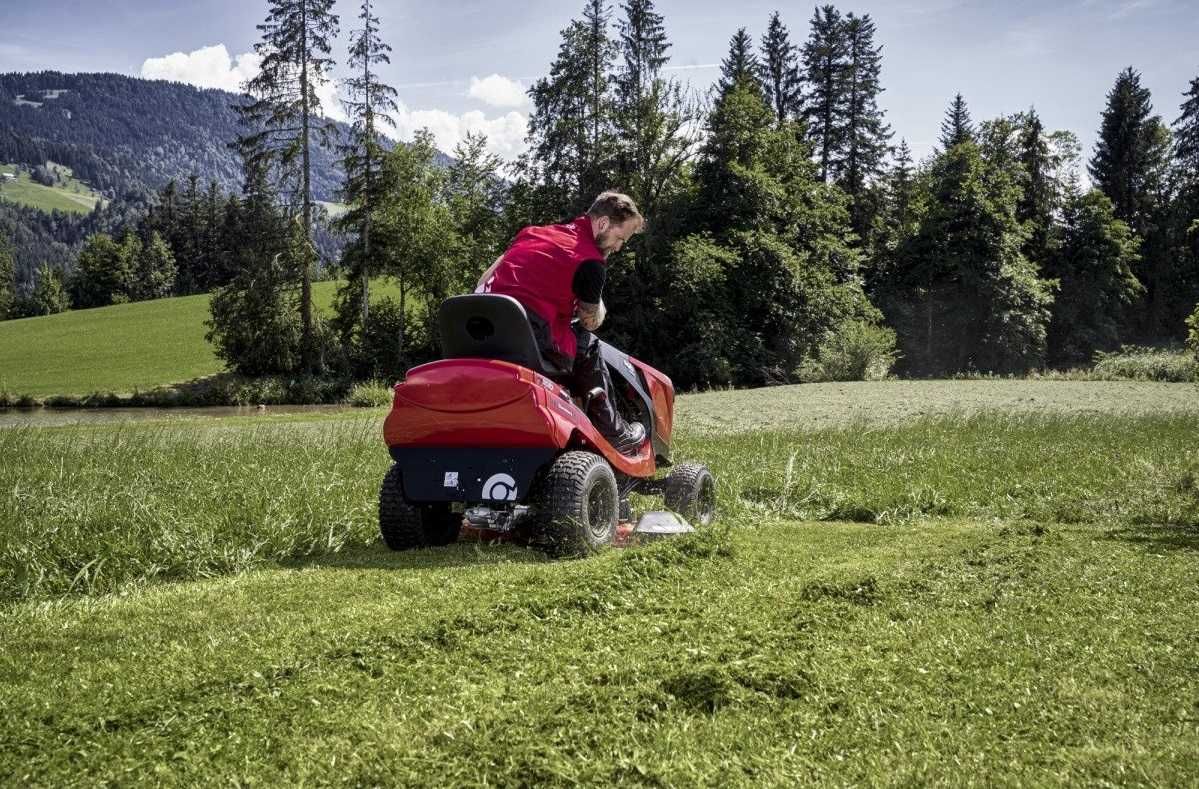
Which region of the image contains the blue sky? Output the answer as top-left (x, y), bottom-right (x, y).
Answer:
top-left (2, 0), bottom-right (1197, 165)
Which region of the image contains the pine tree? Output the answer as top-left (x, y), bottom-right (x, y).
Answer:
top-left (886, 141), bottom-right (1054, 375)
top-left (521, 0), bottom-right (619, 219)
top-left (1176, 74), bottom-right (1199, 180)
top-left (206, 161), bottom-right (299, 376)
top-left (719, 28), bottom-right (762, 97)
top-left (0, 235), bottom-right (13, 319)
top-left (131, 231), bottom-right (177, 301)
top-left (802, 5), bottom-right (849, 182)
top-left (336, 0), bottom-right (398, 340)
top-left (1170, 73), bottom-right (1199, 335)
top-left (674, 80), bottom-right (875, 386)
top-left (758, 12), bottom-right (802, 124)
top-left (939, 93), bottom-right (974, 150)
top-left (1045, 188), bottom-right (1142, 364)
top-left (1017, 108), bottom-right (1054, 264)
top-left (837, 12), bottom-right (891, 238)
top-left (613, 0), bottom-right (693, 216)
top-left (237, 0), bottom-right (340, 372)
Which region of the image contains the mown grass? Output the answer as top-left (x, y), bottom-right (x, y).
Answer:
top-left (0, 279), bottom-right (407, 397)
top-left (2, 410), bottom-right (1196, 601)
top-left (1, 520), bottom-right (1197, 785)
top-left (2, 395), bottom-right (1198, 784)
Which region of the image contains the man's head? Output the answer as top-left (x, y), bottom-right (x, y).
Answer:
top-left (587, 191), bottom-right (644, 258)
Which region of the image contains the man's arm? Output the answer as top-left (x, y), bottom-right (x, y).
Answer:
top-left (474, 255), bottom-right (504, 293)
top-left (576, 298), bottom-right (606, 331)
top-left (572, 259), bottom-right (607, 331)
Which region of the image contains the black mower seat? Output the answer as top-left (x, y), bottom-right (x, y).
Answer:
top-left (439, 294), bottom-right (569, 377)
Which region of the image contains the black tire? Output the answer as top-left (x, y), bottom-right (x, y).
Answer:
top-left (664, 462), bottom-right (717, 526)
top-left (378, 464), bottom-right (462, 550)
top-left (533, 451), bottom-right (619, 558)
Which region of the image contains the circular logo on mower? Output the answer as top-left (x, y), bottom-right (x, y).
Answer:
top-left (482, 473), bottom-right (518, 501)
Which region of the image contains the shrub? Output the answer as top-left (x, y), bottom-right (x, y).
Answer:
top-left (347, 380), bottom-right (394, 407)
top-left (798, 320), bottom-right (899, 383)
top-left (1091, 345), bottom-right (1199, 382)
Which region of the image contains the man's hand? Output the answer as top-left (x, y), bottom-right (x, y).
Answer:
top-left (577, 299), bottom-right (606, 331)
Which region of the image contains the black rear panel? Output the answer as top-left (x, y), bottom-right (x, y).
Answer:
top-left (389, 447), bottom-right (556, 503)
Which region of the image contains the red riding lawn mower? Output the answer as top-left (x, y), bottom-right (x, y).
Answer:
top-left (378, 294), bottom-right (717, 557)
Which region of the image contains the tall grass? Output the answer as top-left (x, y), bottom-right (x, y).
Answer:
top-left (0, 417), bottom-right (385, 599)
top-left (2, 411), bottom-right (1196, 601)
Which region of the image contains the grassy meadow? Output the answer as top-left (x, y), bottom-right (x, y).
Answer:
top-left (0, 279), bottom-right (407, 397)
top-left (0, 162), bottom-right (104, 214)
top-left (2, 382), bottom-right (1198, 784)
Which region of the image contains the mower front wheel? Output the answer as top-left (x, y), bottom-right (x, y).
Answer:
top-left (664, 462), bottom-right (717, 526)
top-left (534, 451), bottom-right (619, 558)
top-left (379, 464), bottom-right (462, 550)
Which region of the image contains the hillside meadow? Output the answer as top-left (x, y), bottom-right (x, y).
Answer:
top-left (0, 279), bottom-right (406, 397)
top-left (1, 382), bottom-right (1198, 784)
top-left (0, 162), bottom-right (103, 214)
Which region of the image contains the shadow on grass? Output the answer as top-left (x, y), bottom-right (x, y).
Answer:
top-left (285, 540), bottom-right (549, 573)
top-left (1104, 523), bottom-right (1199, 554)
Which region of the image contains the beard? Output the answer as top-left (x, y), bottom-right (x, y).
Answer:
top-left (593, 229), bottom-right (617, 258)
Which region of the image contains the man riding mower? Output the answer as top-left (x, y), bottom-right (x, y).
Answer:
top-left (378, 191), bottom-right (716, 556)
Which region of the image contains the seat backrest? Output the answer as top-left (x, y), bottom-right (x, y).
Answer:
top-left (438, 294), bottom-right (566, 376)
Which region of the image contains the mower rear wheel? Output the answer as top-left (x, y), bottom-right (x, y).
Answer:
top-left (534, 451), bottom-right (619, 558)
top-left (664, 462), bottom-right (717, 526)
top-left (378, 464), bottom-right (462, 550)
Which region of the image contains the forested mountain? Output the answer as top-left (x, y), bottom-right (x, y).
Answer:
top-left (0, 71), bottom-right (429, 292)
top-left (0, 71), bottom-right (349, 199)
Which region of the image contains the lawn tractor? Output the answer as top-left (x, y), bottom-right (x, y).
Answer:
top-left (378, 294), bottom-right (716, 557)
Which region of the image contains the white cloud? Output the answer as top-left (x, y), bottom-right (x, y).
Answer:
top-left (467, 74), bottom-right (530, 108)
top-left (140, 44), bottom-right (257, 93)
top-left (139, 43), bottom-right (346, 122)
top-left (391, 100), bottom-right (528, 161)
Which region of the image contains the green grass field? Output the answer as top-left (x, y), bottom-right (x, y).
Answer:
top-left (0, 162), bottom-right (104, 214)
top-left (2, 384), bottom-right (1198, 784)
top-left (0, 280), bottom-right (407, 396)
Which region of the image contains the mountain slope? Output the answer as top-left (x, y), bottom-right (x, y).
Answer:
top-left (0, 71), bottom-right (349, 201)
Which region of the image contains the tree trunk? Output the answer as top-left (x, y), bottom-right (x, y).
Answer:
top-left (299, 0), bottom-right (315, 374)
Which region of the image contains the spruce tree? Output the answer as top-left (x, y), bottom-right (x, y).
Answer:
top-left (1045, 187), bottom-right (1142, 364)
top-left (237, 0), bottom-right (340, 372)
top-left (521, 0), bottom-right (619, 219)
top-left (336, 0), bottom-right (398, 342)
top-left (206, 161), bottom-right (299, 376)
top-left (939, 93), bottom-right (974, 150)
top-left (887, 141), bottom-right (1053, 375)
top-left (613, 0), bottom-right (692, 216)
top-left (837, 12), bottom-right (891, 238)
top-left (131, 232), bottom-right (177, 302)
top-left (718, 27), bottom-right (762, 98)
top-left (758, 12), bottom-right (802, 124)
top-left (802, 5), bottom-right (849, 182)
top-left (1175, 74), bottom-right (1199, 180)
top-left (0, 235), bottom-right (13, 319)
top-left (1017, 108), bottom-right (1054, 264)
top-left (1171, 73), bottom-right (1199, 334)
top-left (674, 80), bottom-right (876, 386)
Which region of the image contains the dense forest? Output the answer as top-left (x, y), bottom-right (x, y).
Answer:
top-left (3, 0), bottom-right (1198, 388)
top-left (0, 72), bottom-right (397, 289)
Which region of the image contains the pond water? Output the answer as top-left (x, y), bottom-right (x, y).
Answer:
top-left (0, 404), bottom-right (361, 429)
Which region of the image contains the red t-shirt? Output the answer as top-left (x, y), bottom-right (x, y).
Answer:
top-left (483, 215), bottom-right (605, 360)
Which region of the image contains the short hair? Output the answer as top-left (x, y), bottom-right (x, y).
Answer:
top-left (587, 190), bottom-right (644, 230)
